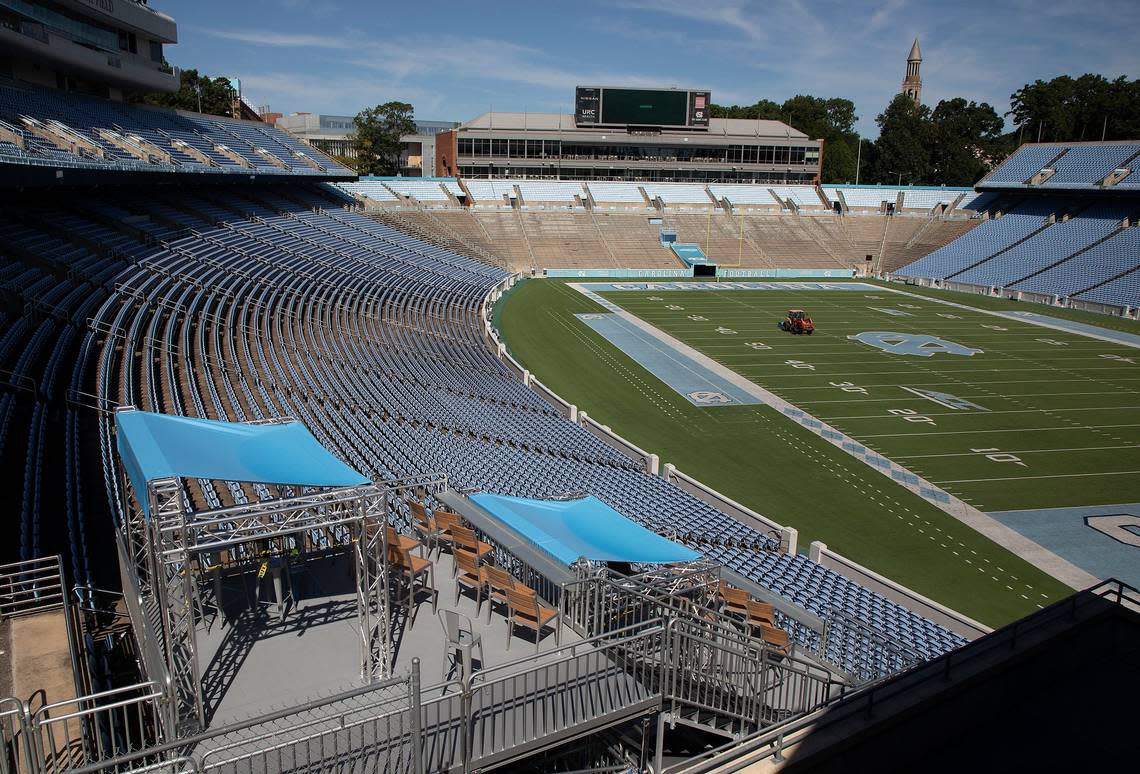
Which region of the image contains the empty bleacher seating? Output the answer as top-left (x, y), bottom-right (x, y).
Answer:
top-left (0, 175), bottom-right (970, 673)
top-left (0, 78), bottom-right (351, 177)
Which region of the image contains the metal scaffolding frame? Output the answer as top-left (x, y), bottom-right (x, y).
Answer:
top-left (115, 455), bottom-right (393, 737)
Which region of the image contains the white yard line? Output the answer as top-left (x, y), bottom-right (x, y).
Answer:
top-left (897, 444), bottom-right (1140, 459)
top-left (935, 470), bottom-right (1140, 485)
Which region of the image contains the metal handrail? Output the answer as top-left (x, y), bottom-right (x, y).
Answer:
top-left (0, 556), bottom-right (66, 619)
top-left (663, 578), bottom-right (1140, 773)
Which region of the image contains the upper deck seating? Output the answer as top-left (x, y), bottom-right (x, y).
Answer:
top-left (0, 78), bottom-right (351, 177)
top-left (584, 182), bottom-right (646, 204)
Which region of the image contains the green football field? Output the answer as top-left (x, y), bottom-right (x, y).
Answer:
top-left (601, 286), bottom-right (1140, 513)
top-left (496, 278), bottom-right (1140, 627)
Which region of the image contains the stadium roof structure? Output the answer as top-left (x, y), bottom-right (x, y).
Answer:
top-left (469, 492), bottom-right (701, 565)
top-left (460, 111), bottom-right (808, 139)
top-left (115, 410), bottom-right (369, 516)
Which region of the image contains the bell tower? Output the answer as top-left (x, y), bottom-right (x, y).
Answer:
top-left (901, 38), bottom-right (922, 106)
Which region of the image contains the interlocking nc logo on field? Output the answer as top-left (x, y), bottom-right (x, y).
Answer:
top-left (688, 391), bottom-right (732, 404)
top-left (848, 332), bottom-right (982, 358)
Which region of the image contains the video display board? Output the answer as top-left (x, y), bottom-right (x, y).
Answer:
top-left (575, 87), bottom-right (711, 128)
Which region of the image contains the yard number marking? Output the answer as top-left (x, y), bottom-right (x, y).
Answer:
top-left (687, 314), bottom-right (708, 321)
top-left (785, 360), bottom-right (816, 370)
top-left (717, 326), bottom-right (738, 335)
top-left (970, 447), bottom-right (1028, 467)
top-left (1100, 353), bottom-right (1136, 365)
top-left (830, 381), bottom-right (868, 394)
top-left (888, 408), bottom-right (936, 425)
top-left (745, 342), bottom-right (771, 350)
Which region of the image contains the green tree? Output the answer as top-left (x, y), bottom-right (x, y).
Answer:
top-left (709, 99), bottom-right (783, 120)
top-left (130, 69), bottom-right (235, 116)
top-left (352, 102), bottom-right (416, 176)
top-left (1008, 74), bottom-right (1140, 143)
top-left (928, 98), bottom-right (1004, 186)
top-left (870, 94), bottom-right (932, 185)
top-left (780, 95), bottom-right (860, 183)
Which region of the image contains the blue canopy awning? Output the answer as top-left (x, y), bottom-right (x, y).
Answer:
top-left (116, 411), bottom-right (369, 516)
top-left (468, 492), bottom-right (700, 566)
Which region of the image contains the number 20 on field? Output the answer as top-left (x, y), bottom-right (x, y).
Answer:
top-left (888, 408), bottom-right (935, 425)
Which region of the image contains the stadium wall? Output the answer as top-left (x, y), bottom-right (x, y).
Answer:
top-left (544, 268), bottom-right (858, 278)
top-left (485, 276), bottom-right (992, 639)
top-left (893, 276), bottom-right (1137, 319)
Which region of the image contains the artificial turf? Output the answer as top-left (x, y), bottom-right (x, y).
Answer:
top-left (497, 278), bottom-right (1107, 627)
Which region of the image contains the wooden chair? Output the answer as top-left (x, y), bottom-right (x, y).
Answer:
top-left (450, 524), bottom-right (493, 565)
top-left (719, 583), bottom-right (751, 618)
top-left (483, 565), bottom-right (518, 624)
top-left (757, 622), bottom-right (791, 659)
top-left (408, 501), bottom-right (442, 557)
top-left (746, 600), bottom-right (776, 629)
top-left (387, 543), bottom-right (437, 621)
top-left (433, 510), bottom-right (460, 554)
top-left (454, 548), bottom-right (485, 614)
top-left (506, 585), bottom-right (560, 653)
top-left (386, 525), bottom-right (420, 555)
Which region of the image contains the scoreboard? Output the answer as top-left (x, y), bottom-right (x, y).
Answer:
top-left (575, 87), bottom-right (711, 128)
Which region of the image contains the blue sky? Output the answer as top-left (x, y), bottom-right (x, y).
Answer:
top-left (165, 0), bottom-right (1140, 137)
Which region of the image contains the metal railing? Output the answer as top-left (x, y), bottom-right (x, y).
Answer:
top-left (1, 696), bottom-right (30, 774)
top-left (459, 621), bottom-right (666, 771)
top-left (11, 582), bottom-right (851, 774)
top-left (29, 683), bottom-right (166, 773)
top-left (663, 578), bottom-right (1140, 773)
top-left (0, 557), bottom-right (66, 619)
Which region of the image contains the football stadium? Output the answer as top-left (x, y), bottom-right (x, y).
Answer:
top-left (1, 2), bottom-right (1138, 772)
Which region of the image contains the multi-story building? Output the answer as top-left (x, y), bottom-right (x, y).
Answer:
top-left (0, 0), bottom-right (179, 96)
top-left (436, 86), bottom-right (823, 183)
top-left (273, 112), bottom-right (458, 175)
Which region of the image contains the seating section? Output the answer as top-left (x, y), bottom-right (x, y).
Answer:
top-left (381, 179), bottom-right (454, 201)
top-left (0, 179), bottom-right (968, 674)
top-left (833, 187), bottom-right (902, 208)
top-left (641, 183), bottom-right (713, 205)
top-left (465, 180), bottom-right (516, 203)
top-left (339, 180), bottom-right (397, 201)
top-left (364, 207), bottom-right (975, 274)
top-left (901, 189), bottom-right (970, 209)
top-left (894, 195), bottom-right (1140, 307)
top-left (1042, 144), bottom-right (1140, 188)
top-left (1012, 228), bottom-right (1140, 304)
top-left (708, 185), bottom-right (778, 206)
top-left (982, 142), bottom-right (1140, 189)
top-left (584, 182), bottom-right (646, 204)
top-left (770, 186), bottom-right (827, 209)
top-left (956, 192), bottom-right (1000, 212)
top-left (0, 78), bottom-right (351, 177)
top-left (983, 145), bottom-right (1064, 185)
top-left (1078, 267), bottom-right (1140, 308)
top-left (515, 181), bottom-right (584, 203)
top-left (951, 203), bottom-right (1132, 287)
top-left (895, 201), bottom-right (1056, 280)
top-left (702, 546), bottom-right (962, 663)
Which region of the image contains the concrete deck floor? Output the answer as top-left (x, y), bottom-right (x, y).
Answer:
top-left (196, 548), bottom-right (579, 728)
